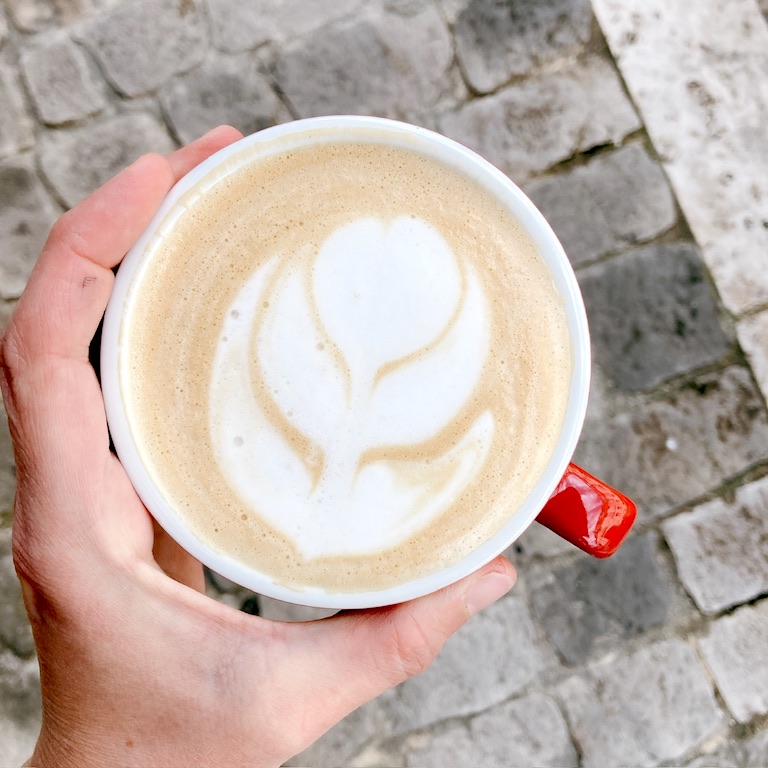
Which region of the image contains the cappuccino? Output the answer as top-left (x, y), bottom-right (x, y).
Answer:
top-left (117, 131), bottom-right (571, 593)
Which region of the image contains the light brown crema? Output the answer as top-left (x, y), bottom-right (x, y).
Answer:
top-left (121, 140), bottom-right (572, 593)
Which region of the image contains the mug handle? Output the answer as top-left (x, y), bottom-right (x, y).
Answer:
top-left (535, 463), bottom-right (637, 558)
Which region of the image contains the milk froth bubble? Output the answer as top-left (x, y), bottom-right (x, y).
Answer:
top-left (110, 120), bottom-right (575, 599)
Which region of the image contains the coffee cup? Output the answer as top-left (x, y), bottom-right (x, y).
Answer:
top-left (101, 116), bottom-right (636, 609)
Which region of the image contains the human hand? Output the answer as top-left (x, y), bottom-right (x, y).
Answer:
top-left (0, 126), bottom-right (516, 768)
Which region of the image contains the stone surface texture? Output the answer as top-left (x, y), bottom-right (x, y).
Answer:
top-left (663, 476), bottom-right (768, 614)
top-left (699, 600), bottom-right (768, 724)
top-left (451, 0), bottom-right (592, 94)
top-left (558, 640), bottom-right (721, 767)
top-left (273, 1), bottom-right (454, 121)
top-left (0, 156), bottom-right (60, 299)
top-left (439, 54), bottom-right (641, 183)
top-left (20, 31), bottom-right (105, 124)
top-left (593, 0), bottom-right (768, 316)
top-left (78, 0), bottom-right (209, 97)
top-left (524, 142), bottom-right (677, 266)
top-left (1, 1), bottom-right (767, 766)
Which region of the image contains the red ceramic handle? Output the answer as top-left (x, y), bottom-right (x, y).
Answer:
top-left (535, 463), bottom-right (636, 558)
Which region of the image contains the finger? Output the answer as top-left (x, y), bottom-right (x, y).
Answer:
top-left (274, 557), bottom-right (516, 747)
top-left (167, 125), bottom-right (243, 180)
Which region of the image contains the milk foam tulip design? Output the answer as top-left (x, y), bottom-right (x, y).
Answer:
top-left (210, 217), bottom-right (493, 559)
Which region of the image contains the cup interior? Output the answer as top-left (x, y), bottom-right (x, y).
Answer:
top-left (101, 116), bottom-right (590, 608)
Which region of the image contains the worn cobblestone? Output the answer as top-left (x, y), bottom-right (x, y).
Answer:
top-left (578, 243), bottom-right (731, 391)
top-left (574, 365), bottom-right (768, 519)
top-left (0, 651), bottom-right (40, 768)
top-left (525, 142), bottom-right (677, 267)
top-left (39, 113), bottom-right (174, 207)
top-left (273, 2), bottom-right (453, 121)
top-left (379, 594), bottom-right (548, 735)
top-left (0, 65), bottom-right (35, 160)
top-left (78, 0), bottom-right (209, 97)
top-left (20, 31), bottom-right (106, 124)
top-left (594, 0), bottom-right (768, 316)
top-left (206, 0), bottom-right (362, 53)
top-left (558, 639), bottom-right (721, 767)
top-left (161, 53), bottom-right (290, 144)
top-left (529, 532), bottom-right (670, 666)
top-left (404, 692), bottom-right (578, 768)
top-left (451, 0), bottom-right (592, 94)
top-left (0, 156), bottom-right (60, 300)
top-left (439, 54), bottom-right (641, 183)
top-left (698, 599), bottom-right (768, 724)
top-left (663, 476), bottom-right (768, 614)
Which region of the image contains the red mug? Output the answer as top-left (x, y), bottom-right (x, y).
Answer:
top-left (101, 116), bottom-right (637, 608)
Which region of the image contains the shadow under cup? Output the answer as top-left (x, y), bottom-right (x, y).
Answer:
top-left (101, 116), bottom-right (636, 609)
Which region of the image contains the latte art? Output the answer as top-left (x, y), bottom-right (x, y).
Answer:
top-left (119, 138), bottom-right (572, 593)
top-left (210, 216), bottom-right (493, 558)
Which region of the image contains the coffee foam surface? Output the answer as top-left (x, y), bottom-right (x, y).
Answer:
top-left (121, 140), bottom-right (572, 592)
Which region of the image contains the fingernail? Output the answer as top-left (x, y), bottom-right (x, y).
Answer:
top-left (466, 570), bottom-right (515, 616)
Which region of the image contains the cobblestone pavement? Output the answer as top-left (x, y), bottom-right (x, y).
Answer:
top-left (1, 0), bottom-right (767, 766)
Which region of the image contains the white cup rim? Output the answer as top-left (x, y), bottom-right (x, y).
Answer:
top-left (101, 116), bottom-right (590, 609)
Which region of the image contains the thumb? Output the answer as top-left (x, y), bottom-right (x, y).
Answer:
top-left (283, 556), bottom-right (515, 736)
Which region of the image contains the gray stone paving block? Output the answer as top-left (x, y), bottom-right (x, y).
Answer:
top-left (698, 600), bottom-right (768, 724)
top-left (273, 2), bottom-right (453, 121)
top-left (575, 365), bottom-right (768, 520)
top-left (405, 692), bottom-right (577, 768)
top-left (529, 532), bottom-right (670, 666)
top-left (21, 32), bottom-right (106, 125)
top-left (161, 53), bottom-right (290, 144)
top-left (52, 0), bottom-right (122, 26)
top-left (525, 143), bottom-right (677, 267)
top-left (379, 594), bottom-right (547, 735)
top-left (0, 157), bottom-right (60, 300)
top-left (39, 113), bottom-right (174, 207)
top-left (558, 639), bottom-right (721, 767)
top-left (0, 65), bottom-right (34, 160)
top-left (4, 0), bottom-right (54, 31)
top-left (0, 529), bottom-right (33, 658)
top-left (0, 9), bottom-right (7, 47)
top-left (0, 650), bottom-right (40, 768)
top-left (205, 0), bottom-right (362, 52)
top-left (663, 476), bottom-right (768, 615)
top-left (452, 0), bottom-right (592, 94)
top-left (439, 54), bottom-right (641, 183)
top-left (579, 243), bottom-right (731, 391)
top-left (78, 0), bottom-right (208, 97)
